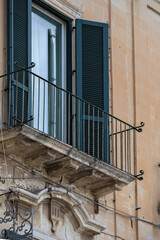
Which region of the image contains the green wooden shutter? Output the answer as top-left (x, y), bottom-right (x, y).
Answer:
top-left (13, 0), bottom-right (31, 71)
top-left (8, 0), bottom-right (31, 125)
top-left (76, 19), bottom-right (109, 161)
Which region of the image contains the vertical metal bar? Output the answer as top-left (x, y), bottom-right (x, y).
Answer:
top-left (27, 73), bottom-right (30, 123)
top-left (8, 75), bottom-right (11, 126)
top-left (120, 122), bottom-right (123, 170)
top-left (53, 86), bottom-right (55, 137)
top-left (127, 129), bottom-right (129, 172)
top-left (106, 113), bottom-right (108, 163)
top-left (1, 77), bottom-right (4, 129)
top-left (32, 75), bottom-right (35, 128)
top-left (63, 90), bottom-right (66, 143)
top-left (125, 124), bottom-right (127, 171)
top-left (38, 77), bottom-right (40, 130)
top-left (43, 80), bottom-right (45, 133)
top-left (78, 99), bottom-right (80, 149)
top-left (31, 208), bottom-right (33, 240)
top-left (93, 107), bottom-right (95, 157)
top-left (133, 129), bottom-right (136, 175)
top-left (22, 71), bottom-right (25, 122)
top-left (102, 111), bottom-right (104, 161)
top-left (129, 127), bottom-right (131, 173)
top-left (5, 76), bottom-right (8, 128)
top-left (111, 117), bottom-right (114, 165)
top-left (48, 80), bottom-right (50, 134)
top-left (109, 116), bottom-right (111, 164)
top-left (58, 88), bottom-right (61, 140)
top-left (83, 101), bottom-right (85, 152)
top-left (97, 109), bottom-right (99, 159)
top-left (88, 104), bottom-right (90, 155)
top-left (15, 72), bottom-right (18, 120)
top-left (73, 96), bottom-right (76, 148)
top-left (115, 119), bottom-right (117, 167)
top-left (68, 93), bottom-right (70, 145)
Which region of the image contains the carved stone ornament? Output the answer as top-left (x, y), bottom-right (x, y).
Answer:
top-left (9, 187), bottom-right (106, 236)
top-left (50, 202), bottom-right (63, 232)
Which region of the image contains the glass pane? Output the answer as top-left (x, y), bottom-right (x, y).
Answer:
top-left (32, 10), bottom-right (57, 80)
top-left (31, 9), bottom-right (66, 142)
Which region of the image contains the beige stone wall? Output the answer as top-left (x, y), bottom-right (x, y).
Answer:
top-left (63, 0), bottom-right (160, 239)
top-left (0, 0), bottom-right (160, 239)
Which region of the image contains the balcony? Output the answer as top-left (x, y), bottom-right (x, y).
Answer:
top-left (0, 65), bottom-right (144, 197)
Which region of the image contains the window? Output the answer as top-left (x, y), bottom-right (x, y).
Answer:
top-left (31, 6), bottom-right (66, 136)
top-left (32, 5), bottom-right (66, 88)
top-left (8, 0), bottom-right (72, 140)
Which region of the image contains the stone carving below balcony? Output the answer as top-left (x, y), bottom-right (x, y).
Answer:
top-left (0, 125), bottom-right (135, 197)
top-left (50, 202), bottom-right (62, 232)
top-left (9, 187), bottom-right (106, 236)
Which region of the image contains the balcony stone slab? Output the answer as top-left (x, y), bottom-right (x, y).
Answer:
top-left (0, 125), bottom-right (136, 197)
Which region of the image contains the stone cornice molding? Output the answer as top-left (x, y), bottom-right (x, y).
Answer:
top-left (10, 187), bottom-right (106, 236)
top-left (10, 188), bottom-right (50, 207)
top-left (147, 0), bottom-right (160, 15)
top-left (40, 0), bottom-right (82, 19)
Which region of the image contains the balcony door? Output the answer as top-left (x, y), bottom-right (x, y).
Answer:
top-left (32, 7), bottom-right (66, 141)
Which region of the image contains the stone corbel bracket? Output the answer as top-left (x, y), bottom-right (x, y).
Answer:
top-left (9, 187), bottom-right (106, 236)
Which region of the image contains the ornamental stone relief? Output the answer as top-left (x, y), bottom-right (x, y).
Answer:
top-left (50, 202), bottom-right (64, 233)
top-left (7, 187), bottom-right (105, 239)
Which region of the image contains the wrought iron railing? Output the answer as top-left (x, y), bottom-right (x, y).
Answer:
top-left (0, 189), bottom-right (33, 240)
top-left (0, 64), bottom-right (144, 176)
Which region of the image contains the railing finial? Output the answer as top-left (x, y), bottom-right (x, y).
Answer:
top-left (135, 170), bottom-right (144, 181)
top-left (14, 61), bottom-right (36, 70)
top-left (135, 122), bottom-right (145, 133)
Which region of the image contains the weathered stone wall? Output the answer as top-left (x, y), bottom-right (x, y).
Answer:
top-left (0, 0), bottom-right (160, 239)
top-left (44, 0), bottom-right (160, 239)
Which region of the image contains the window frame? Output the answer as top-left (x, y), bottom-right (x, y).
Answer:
top-left (32, 4), bottom-right (67, 89)
top-left (32, 0), bottom-right (72, 93)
